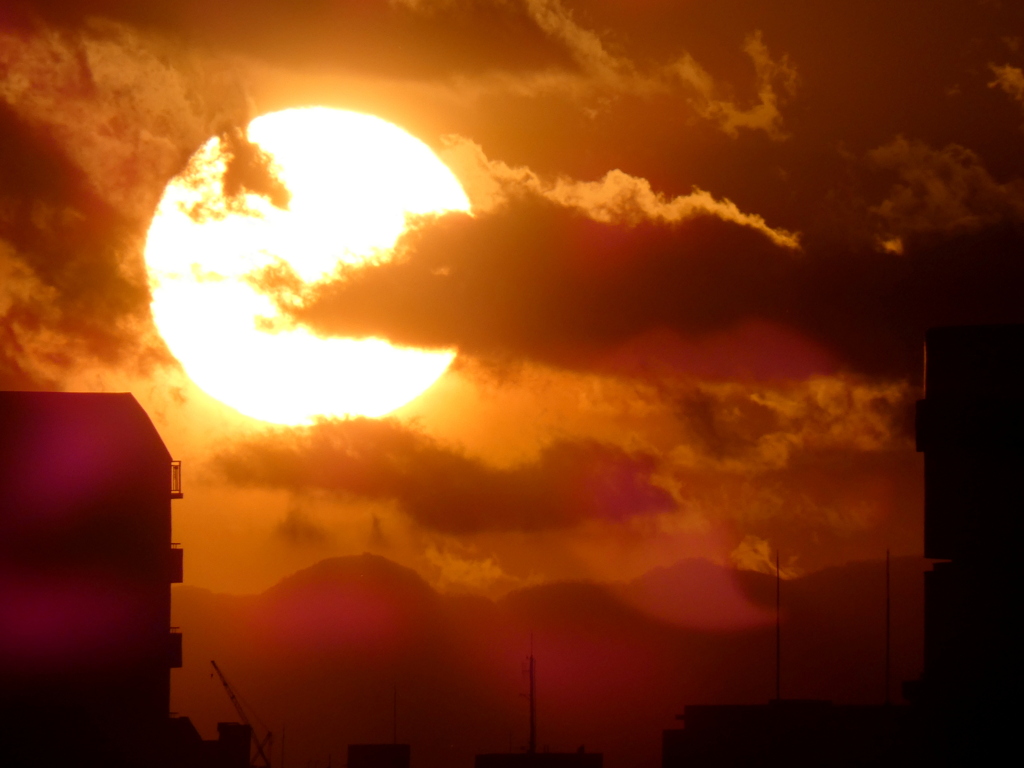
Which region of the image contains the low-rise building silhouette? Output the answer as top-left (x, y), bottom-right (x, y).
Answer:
top-left (662, 700), bottom-right (907, 768)
top-left (169, 718), bottom-right (253, 768)
top-left (348, 743), bottom-right (411, 768)
top-left (475, 752), bottom-right (602, 768)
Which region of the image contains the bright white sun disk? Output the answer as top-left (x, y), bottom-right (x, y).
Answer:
top-left (145, 107), bottom-right (470, 424)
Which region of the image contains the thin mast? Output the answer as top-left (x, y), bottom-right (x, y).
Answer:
top-left (885, 549), bottom-right (891, 705)
top-left (528, 637), bottom-right (536, 755)
top-left (775, 549), bottom-right (781, 702)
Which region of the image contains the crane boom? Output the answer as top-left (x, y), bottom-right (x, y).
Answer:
top-left (211, 660), bottom-right (273, 768)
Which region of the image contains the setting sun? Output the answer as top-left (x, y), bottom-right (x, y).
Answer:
top-left (145, 107), bottom-right (469, 424)
top-left (8, 6), bottom-right (1024, 767)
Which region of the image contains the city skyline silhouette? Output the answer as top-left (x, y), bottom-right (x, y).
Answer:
top-left (2, 321), bottom-right (1021, 766)
top-left (4, 2), bottom-right (1024, 766)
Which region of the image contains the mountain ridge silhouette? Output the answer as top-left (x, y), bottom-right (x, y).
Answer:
top-left (171, 553), bottom-right (926, 768)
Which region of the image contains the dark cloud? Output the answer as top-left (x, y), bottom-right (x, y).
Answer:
top-left (662, 375), bottom-right (922, 570)
top-left (276, 502), bottom-right (332, 546)
top-left (289, 197), bottom-right (803, 369)
top-left (0, 99), bottom-right (151, 381)
top-left (286, 189), bottom-right (1024, 382)
top-left (12, 0), bottom-right (571, 79)
top-left (220, 127), bottom-right (292, 211)
top-left (0, 19), bottom-right (249, 383)
top-left (0, 335), bottom-right (53, 390)
top-left (678, 387), bottom-right (784, 462)
top-left (866, 137), bottom-right (1024, 248)
top-left (216, 418), bottom-right (673, 533)
top-left (671, 448), bottom-right (924, 573)
top-left (213, 373), bottom-right (921, 566)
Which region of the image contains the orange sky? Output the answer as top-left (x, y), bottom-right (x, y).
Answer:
top-left (2, 0), bottom-right (1023, 600)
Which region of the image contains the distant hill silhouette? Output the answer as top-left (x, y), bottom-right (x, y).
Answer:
top-left (172, 554), bottom-right (925, 768)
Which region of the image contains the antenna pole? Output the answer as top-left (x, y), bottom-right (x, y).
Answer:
top-left (775, 549), bottom-right (781, 702)
top-left (528, 637), bottom-right (536, 755)
top-left (885, 549), bottom-right (892, 705)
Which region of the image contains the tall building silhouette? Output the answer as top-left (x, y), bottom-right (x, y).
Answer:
top-left (906, 324), bottom-right (1023, 764)
top-left (0, 392), bottom-right (184, 767)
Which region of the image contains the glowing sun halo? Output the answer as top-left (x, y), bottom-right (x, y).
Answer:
top-left (145, 107), bottom-right (470, 425)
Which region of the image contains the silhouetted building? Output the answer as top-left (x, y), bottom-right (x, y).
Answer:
top-left (662, 700), bottom-right (907, 768)
top-left (0, 392), bottom-right (183, 767)
top-left (348, 743), bottom-right (411, 768)
top-left (169, 718), bottom-right (252, 768)
top-left (475, 751), bottom-right (602, 768)
top-left (905, 324), bottom-right (1024, 764)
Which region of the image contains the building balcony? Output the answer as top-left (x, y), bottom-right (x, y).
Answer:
top-left (171, 460), bottom-right (183, 499)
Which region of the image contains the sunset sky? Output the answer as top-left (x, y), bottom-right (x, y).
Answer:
top-left (3, 0), bottom-right (1023, 644)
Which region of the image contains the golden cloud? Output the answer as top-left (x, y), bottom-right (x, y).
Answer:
top-left (439, 136), bottom-right (800, 247)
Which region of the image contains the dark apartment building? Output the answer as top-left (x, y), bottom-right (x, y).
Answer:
top-left (0, 391), bottom-right (265, 768)
top-left (0, 392), bottom-right (183, 768)
top-left (0, 393), bottom-right (182, 768)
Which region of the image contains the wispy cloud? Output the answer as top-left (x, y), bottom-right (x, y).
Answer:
top-left (671, 32), bottom-right (799, 140)
top-left (440, 136), bottom-right (800, 248)
top-left (989, 63), bottom-right (1024, 106)
top-left (436, 1), bottom-right (798, 140)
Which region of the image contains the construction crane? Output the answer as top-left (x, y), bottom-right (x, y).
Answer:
top-left (211, 660), bottom-right (274, 768)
